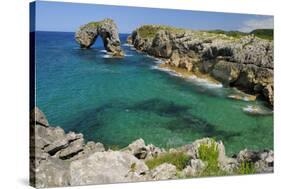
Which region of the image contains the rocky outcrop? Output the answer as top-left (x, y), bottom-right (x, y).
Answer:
top-left (129, 25), bottom-right (274, 106)
top-left (30, 107), bottom-right (274, 188)
top-left (75, 19), bottom-right (124, 57)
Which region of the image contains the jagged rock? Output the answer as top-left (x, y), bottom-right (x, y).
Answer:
top-left (210, 61), bottom-right (240, 85)
top-left (30, 107), bottom-right (49, 126)
top-left (179, 159), bottom-right (206, 177)
top-left (237, 149), bottom-right (274, 173)
top-left (56, 138), bottom-right (84, 160)
top-left (75, 19), bottom-right (124, 56)
top-left (150, 163), bottom-right (177, 180)
top-left (34, 157), bottom-right (70, 188)
top-left (69, 151), bottom-right (148, 185)
top-left (126, 138), bottom-right (163, 159)
top-left (148, 30), bottom-right (173, 58)
top-left (31, 108), bottom-right (274, 187)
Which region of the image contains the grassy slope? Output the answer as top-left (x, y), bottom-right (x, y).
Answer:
top-left (136, 25), bottom-right (273, 41)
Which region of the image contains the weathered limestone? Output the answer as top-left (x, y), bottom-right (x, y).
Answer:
top-left (70, 151), bottom-right (148, 186)
top-left (75, 19), bottom-right (124, 57)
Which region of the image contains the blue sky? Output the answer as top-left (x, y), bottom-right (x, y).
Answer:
top-left (34, 1), bottom-right (273, 33)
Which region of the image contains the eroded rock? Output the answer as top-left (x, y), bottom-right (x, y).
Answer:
top-left (75, 19), bottom-right (124, 56)
top-left (69, 151), bottom-right (148, 185)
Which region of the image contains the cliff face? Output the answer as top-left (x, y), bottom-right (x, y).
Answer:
top-left (30, 107), bottom-right (273, 188)
top-left (75, 19), bottom-right (124, 57)
top-left (129, 25), bottom-right (274, 106)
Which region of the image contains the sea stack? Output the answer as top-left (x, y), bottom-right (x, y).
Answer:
top-left (75, 19), bottom-right (124, 57)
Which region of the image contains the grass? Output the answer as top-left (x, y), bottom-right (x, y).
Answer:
top-left (207, 29), bottom-right (273, 40)
top-left (206, 30), bottom-right (247, 39)
top-left (137, 25), bottom-right (186, 39)
top-left (145, 152), bottom-right (190, 170)
top-left (197, 139), bottom-right (227, 176)
top-left (83, 19), bottom-right (114, 29)
top-left (236, 161), bottom-right (256, 175)
top-left (250, 29), bottom-right (273, 40)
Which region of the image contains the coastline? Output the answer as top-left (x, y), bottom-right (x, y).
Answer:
top-left (128, 25), bottom-right (274, 107)
top-left (31, 107), bottom-right (274, 188)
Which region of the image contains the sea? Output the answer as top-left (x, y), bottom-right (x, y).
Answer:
top-left (35, 31), bottom-right (273, 155)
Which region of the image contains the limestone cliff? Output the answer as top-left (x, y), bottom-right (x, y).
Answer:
top-left (75, 19), bottom-right (124, 57)
top-left (129, 25), bottom-right (274, 106)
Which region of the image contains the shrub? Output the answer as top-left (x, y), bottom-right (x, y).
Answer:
top-left (145, 152), bottom-right (190, 170)
top-left (198, 140), bottom-right (226, 176)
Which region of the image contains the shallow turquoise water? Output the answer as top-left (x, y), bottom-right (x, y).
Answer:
top-left (36, 32), bottom-right (273, 155)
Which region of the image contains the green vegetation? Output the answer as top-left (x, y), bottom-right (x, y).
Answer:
top-left (145, 152), bottom-right (190, 170)
top-left (198, 139), bottom-right (225, 176)
top-left (137, 25), bottom-right (186, 38)
top-left (130, 162), bottom-right (137, 172)
top-left (87, 21), bottom-right (102, 28)
top-left (236, 161), bottom-right (256, 175)
top-left (250, 29), bottom-right (273, 40)
top-left (207, 29), bottom-right (273, 40)
top-left (207, 30), bottom-right (247, 38)
top-left (83, 19), bottom-right (114, 29)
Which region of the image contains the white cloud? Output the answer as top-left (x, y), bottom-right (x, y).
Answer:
top-left (239, 17), bottom-right (274, 32)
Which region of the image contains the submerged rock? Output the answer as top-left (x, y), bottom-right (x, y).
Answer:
top-left (75, 19), bottom-right (124, 57)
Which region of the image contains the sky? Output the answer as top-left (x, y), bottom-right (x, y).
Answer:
top-left (33, 1), bottom-right (274, 33)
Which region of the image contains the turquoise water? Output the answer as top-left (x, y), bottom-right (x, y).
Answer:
top-left (36, 32), bottom-right (273, 155)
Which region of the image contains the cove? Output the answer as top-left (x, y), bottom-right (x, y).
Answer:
top-left (36, 31), bottom-right (273, 155)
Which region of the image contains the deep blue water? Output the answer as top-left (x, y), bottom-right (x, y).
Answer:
top-left (35, 31), bottom-right (273, 155)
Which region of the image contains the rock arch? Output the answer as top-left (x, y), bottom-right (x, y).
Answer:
top-left (75, 19), bottom-right (124, 57)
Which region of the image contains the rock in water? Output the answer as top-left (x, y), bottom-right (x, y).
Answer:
top-left (75, 19), bottom-right (124, 57)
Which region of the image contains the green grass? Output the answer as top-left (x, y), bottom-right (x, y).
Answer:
top-left (236, 161), bottom-right (256, 175)
top-left (250, 29), bottom-right (273, 40)
top-left (137, 25), bottom-right (186, 39)
top-left (197, 139), bottom-right (227, 176)
top-left (83, 19), bottom-right (114, 29)
top-left (206, 30), bottom-right (247, 39)
top-left (207, 29), bottom-right (273, 40)
top-left (145, 152), bottom-right (190, 170)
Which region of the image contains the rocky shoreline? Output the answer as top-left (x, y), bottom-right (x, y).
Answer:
top-left (30, 107), bottom-right (274, 188)
top-left (127, 25), bottom-right (273, 107)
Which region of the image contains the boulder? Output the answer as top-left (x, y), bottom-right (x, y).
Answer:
top-left (179, 159), bottom-right (206, 177)
top-left (34, 157), bottom-right (70, 188)
top-left (150, 163), bottom-right (177, 180)
top-left (69, 151), bottom-right (148, 185)
top-left (126, 138), bottom-right (163, 159)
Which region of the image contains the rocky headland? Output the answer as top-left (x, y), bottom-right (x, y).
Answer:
top-left (30, 107), bottom-right (274, 188)
top-left (128, 25), bottom-right (274, 106)
top-left (75, 19), bottom-right (124, 57)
